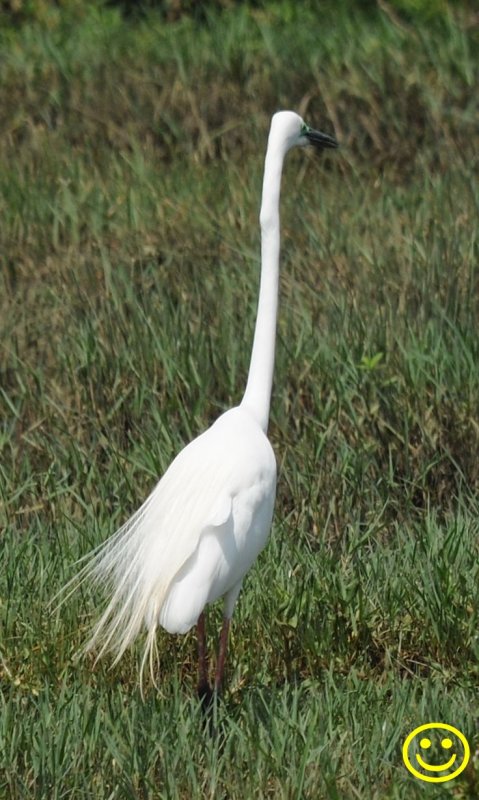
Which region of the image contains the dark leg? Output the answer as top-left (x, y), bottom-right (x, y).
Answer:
top-left (214, 616), bottom-right (230, 693)
top-left (197, 611), bottom-right (213, 707)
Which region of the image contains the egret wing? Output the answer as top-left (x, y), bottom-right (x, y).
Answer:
top-left (82, 427), bottom-right (238, 664)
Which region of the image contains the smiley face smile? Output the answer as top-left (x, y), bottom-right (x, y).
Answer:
top-left (416, 753), bottom-right (456, 771)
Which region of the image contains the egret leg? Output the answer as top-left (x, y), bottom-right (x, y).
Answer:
top-left (214, 616), bottom-right (230, 693)
top-left (197, 612), bottom-right (212, 706)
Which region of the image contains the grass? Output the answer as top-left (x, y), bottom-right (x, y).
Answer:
top-left (1, 1), bottom-right (479, 797)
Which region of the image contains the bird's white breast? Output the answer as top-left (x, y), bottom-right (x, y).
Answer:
top-left (157, 406), bottom-right (277, 633)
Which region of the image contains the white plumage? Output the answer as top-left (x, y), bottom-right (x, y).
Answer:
top-left (62, 111), bottom-right (337, 696)
top-left (89, 407), bottom-right (275, 657)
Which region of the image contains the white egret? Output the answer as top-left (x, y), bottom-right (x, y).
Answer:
top-left (66, 111), bottom-right (337, 700)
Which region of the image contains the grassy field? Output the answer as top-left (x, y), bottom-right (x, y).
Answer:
top-left (1, 1), bottom-right (479, 797)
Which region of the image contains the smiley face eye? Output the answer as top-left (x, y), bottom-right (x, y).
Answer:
top-left (420, 738), bottom-right (432, 749)
top-left (442, 738), bottom-right (453, 749)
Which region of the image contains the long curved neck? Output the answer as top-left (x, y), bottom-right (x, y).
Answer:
top-left (241, 138), bottom-right (286, 432)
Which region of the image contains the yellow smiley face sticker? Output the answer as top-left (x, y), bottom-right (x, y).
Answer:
top-left (402, 723), bottom-right (470, 783)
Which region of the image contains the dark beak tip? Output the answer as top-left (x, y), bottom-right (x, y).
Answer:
top-left (306, 129), bottom-right (339, 150)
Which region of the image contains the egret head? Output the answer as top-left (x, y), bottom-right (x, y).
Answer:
top-left (270, 110), bottom-right (338, 154)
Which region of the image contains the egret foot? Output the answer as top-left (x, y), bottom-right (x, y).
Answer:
top-left (197, 679), bottom-right (214, 713)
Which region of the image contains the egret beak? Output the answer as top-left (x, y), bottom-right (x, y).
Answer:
top-left (305, 128), bottom-right (338, 150)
